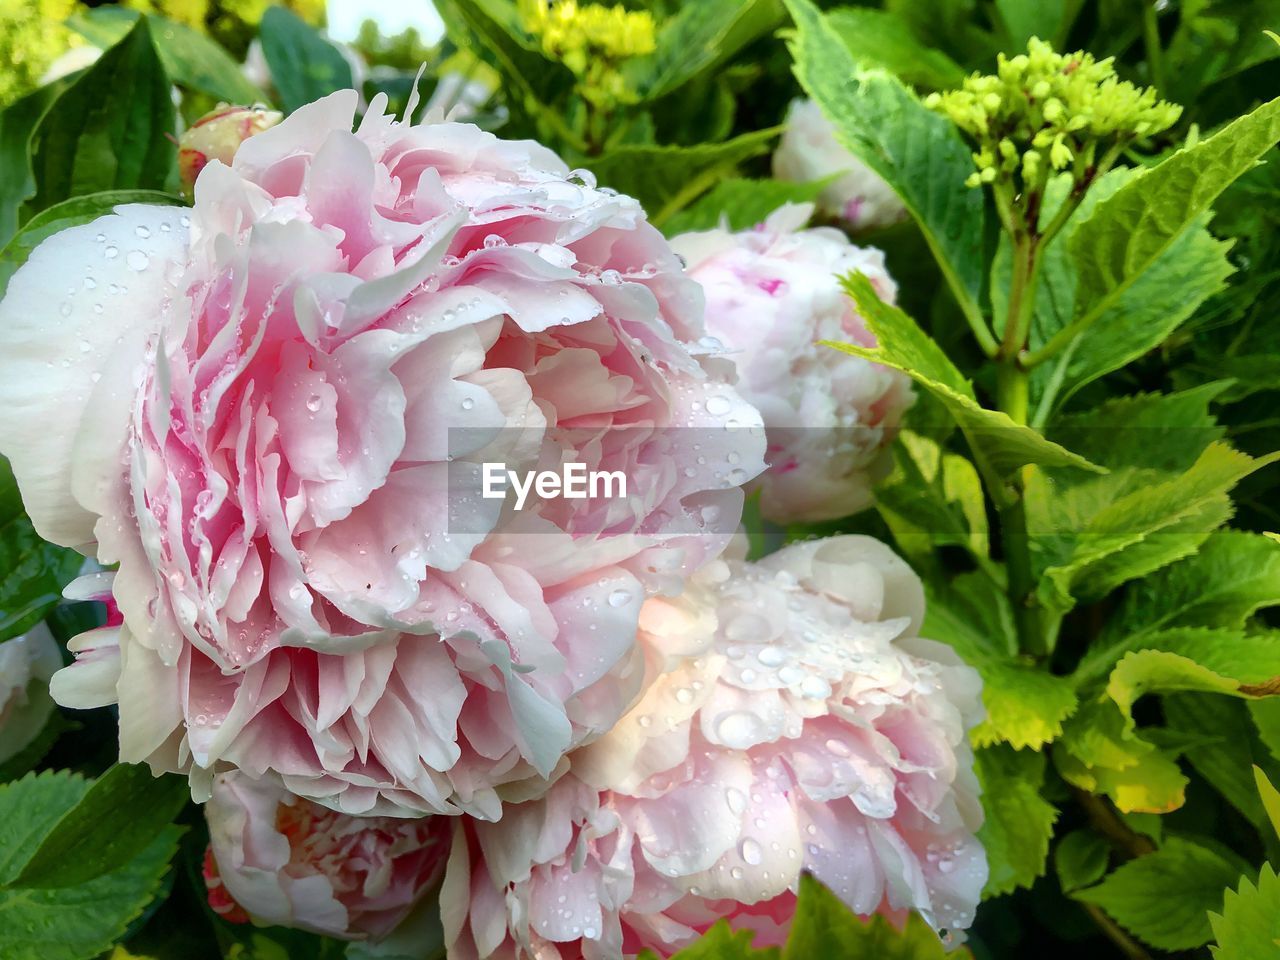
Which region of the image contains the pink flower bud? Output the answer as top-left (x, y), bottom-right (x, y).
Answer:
top-left (178, 104), bottom-right (282, 194)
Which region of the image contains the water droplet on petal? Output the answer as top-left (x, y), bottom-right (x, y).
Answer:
top-left (740, 838), bottom-right (763, 866)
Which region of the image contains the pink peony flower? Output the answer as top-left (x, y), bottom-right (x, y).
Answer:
top-left (0, 622), bottom-right (62, 765)
top-left (203, 770), bottom-right (451, 939)
top-left (671, 206), bottom-right (913, 524)
top-left (441, 536), bottom-right (987, 959)
top-left (773, 99), bottom-right (907, 231)
top-left (0, 89), bottom-right (765, 818)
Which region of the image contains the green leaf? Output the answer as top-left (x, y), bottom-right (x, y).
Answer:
top-left (783, 874), bottom-right (964, 958)
top-left (975, 745), bottom-right (1058, 897)
top-left (434, 0), bottom-right (573, 122)
top-left (1075, 836), bottom-right (1243, 950)
top-left (1055, 830), bottom-right (1110, 894)
top-left (583, 129), bottom-right (779, 226)
top-left (633, 0), bottom-right (783, 101)
top-left (994, 0), bottom-right (1072, 46)
top-left (661, 920), bottom-right (777, 959)
top-left (68, 7), bottom-right (266, 104)
top-left (825, 7), bottom-right (965, 90)
top-left (1034, 444), bottom-right (1277, 620)
top-left (13, 763), bottom-right (190, 888)
top-left (1210, 863), bottom-right (1280, 959)
top-left (0, 458), bottom-right (84, 643)
top-left (1065, 96), bottom-right (1280, 351)
top-left (0, 771), bottom-right (181, 960)
top-left (0, 86), bottom-right (60, 248)
top-left (663, 177), bottom-right (828, 235)
top-left (259, 6), bottom-right (354, 114)
top-left (1056, 698), bottom-right (1188, 813)
top-left (833, 274), bottom-right (1103, 484)
top-left (1105, 632), bottom-right (1280, 713)
top-left (29, 19), bottom-right (176, 215)
top-left (925, 575), bottom-right (1077, 749)
top-left (0, 189), bottom-right (183, 298)
top-left (1081, 532), bottom-right (1280, 678)
top-left (1254, 765), bottom-right (1280, 841)
top-left (876, 430), bottom-right (992, 570)
top-left (1167, 695), bottom-right (1280, 840)
top-left (782, 0), bottom-right (987, 328)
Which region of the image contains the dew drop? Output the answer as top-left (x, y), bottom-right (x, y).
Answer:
top-left (705, 395), bottom-right (732, 416)
top-left (740, 838), bottom-right (763, 866)
top-left (126, 250), bottom-right (149, 271)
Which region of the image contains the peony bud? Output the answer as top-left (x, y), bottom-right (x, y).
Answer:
top-left (177, 104), bottom-right (281, 196)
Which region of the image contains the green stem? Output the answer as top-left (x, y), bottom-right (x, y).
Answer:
top-left (996, 229), bottom-right (1045, 655)
top-left (1143, 0), bottom-right (1166, 94)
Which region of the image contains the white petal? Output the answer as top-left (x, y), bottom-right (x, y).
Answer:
top-left (0, 204), bottom-right (189, 547)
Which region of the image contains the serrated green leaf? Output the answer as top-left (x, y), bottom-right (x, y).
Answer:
top-left (584, 130), bottom-right (779, 225)
top-left (782, 0), bottom-right (987, 327)
top-left (1033, 444), bottom-right (1273, 620)
top-left (1167, 694), bottom-right (1280, 842)
top-left (0, 771), bottom-right (182, 960)
top-left (876, 430), bottom-right (992, 570)
top-left (833, 275), bottom-right (1103, 484)
top-left (68, 8), bottom-right (266, 104)
top-left (1055, 830), bottom-right (1110, 894)
top-left (1210, 863), bottom-right (1280, 959)
top-left (14, 763), bottom-right (190, 888)
top-left (1076, 837), bottom-right (1242, 950)
top-left (1081, 533), bottom-right (1280, 679)
top-left (0, 458), bottom-right (84, 643)
top-left (663, 177), bottom-right (829, 235)
top-left (925, 575), bottom-right (1077, 749)
top-left (825, 7), bottom-right (965, 90)
top-left (1056, 698), bottom-right (1188, 813)
top-left (0, 189), bottom-right (183, 297)
top-left (29, 19), bottom-right (177, 215)
top-left (783, 875), bottom-right (966, 959)
top-left (259, 7), bottom-right (353, 114)
top-left (1065, 96), bottom-right (1280, 352)
top-left (975, 745), bottom-right (1058, 897)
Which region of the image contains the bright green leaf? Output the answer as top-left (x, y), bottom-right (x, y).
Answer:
top-left (29, 18), bottom-right (177, 215)
top-left (833, 274), bottom-right (1103, 484)
top-left (1065, 96), bottom-right (1280, 352)
top-left (660, 920), bottom-right (777, 959)
top-left (783, 874), bottom-right (965, 958)
top-left (1256, 766), bottom-right (1280, 841)
top-left (1209, 863), bottom-right (1280, 959)
top-left (975, 745), bottom-right (1058, 897)
top-left (1076, 837), bottom-right (1243, 950)
top-left (1082, 533), bottom-right (1280, 678)
top-left (782, 0), bottom-right (987, 328)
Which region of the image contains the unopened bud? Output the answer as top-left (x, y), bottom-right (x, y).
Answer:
top-left (179, 105), bottom-right (282, 196)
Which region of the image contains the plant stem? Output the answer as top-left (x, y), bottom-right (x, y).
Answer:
top-left (995, 230), bottom-right (1045, 655)
top-left (1143, 0), bottom-right (1166, 94)
top-left (1074, 788), bottom-right (1156, 859)
top-left (1082, 902), bottom-right (1154, 960)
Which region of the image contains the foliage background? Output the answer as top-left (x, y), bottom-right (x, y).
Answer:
top-left (1, 1), bottom-right (1280, 958)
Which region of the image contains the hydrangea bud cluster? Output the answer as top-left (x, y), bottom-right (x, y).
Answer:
top-left (520, 0), bottom-right (657, 106)
top-left (925, 38), bottom-right (1181, 192)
